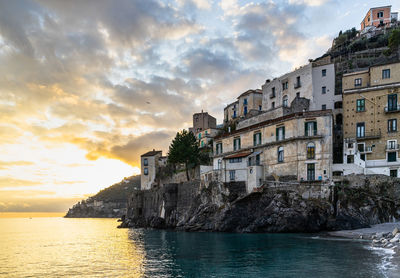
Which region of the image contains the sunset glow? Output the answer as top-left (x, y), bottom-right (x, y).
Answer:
top-left (0, 0), bottom-right (398, 212)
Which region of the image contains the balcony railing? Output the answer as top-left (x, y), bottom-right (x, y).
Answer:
top-left (270, 92), bottom-right (276, 99)
top-left (385, 105), bottom-right (400, 113)
top-left (359, 146), bottom-right (373, 153)
top-left (294, 82), bottom-right (301, 89)
top-left (386, 144), bottom-right (399, 151)
top-left (345, 131), bottom-right (381, 140)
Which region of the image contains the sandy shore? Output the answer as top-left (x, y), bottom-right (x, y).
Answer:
top-left (328, 222), bottom-right (400, 277)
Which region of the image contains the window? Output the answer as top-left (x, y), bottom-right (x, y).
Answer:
top-left (243, 98), bottom-right (248, 105)
top-left (205, 130), bottom-right (208, 135)
top-left (201, 141), bottom-right (204, 147)
top-left (229, 170), bottom-right (235, 181)
top-left (217, 159), bottom-right (222, 170)
top-left (244, 106), bottom-right (248, 115)
top-left (144, 168), bottom-right (148, 175)
top-left (382, 69), bottom-right (390, 79)
top-left (143, 158), bottom-right (148, 166)
top-left (354, 78), bottom-right (362, 87)
top-left (307, 164), bottom-right (315, 181)
top-left (388, 152), bottom-right (397, 162)
top-left (229, 158), bottom-right (242, 163)
top-left (358, 143), bottom-right (365, 152)
top-left (377, 11), bottom-right (384, 18)
top-left (272, 102), bottom-right (275, 109)
top-left (259, 105), bottom-right (262, 111)
top-left (388, 140), bottom-right (397, 150)
top-left (276, 126), bottom-right (285, 141)
top-left (356, 99), bottom-right (365, 112)
top-left (216, 142), bottom-right (223, 154)
top-left (295, 76), bottom-right (301, 88)
top-left (388, 119), bottom-right (397, 133)
top-left (322, 104), bottom-right (326, 110)
top-left (348, 143), bottom-right (353, 148)
top-left (296, 92), bottom-right (300, 98)
top-left (322, 69), bottom-right (326, 77)
top-left (253, 132), bottom-right (262, 146)
top-left (356, 122), bottom-right (365, 138)
top-left (282, 95), bottom-right (288, 107)
top-left (307, 142), bottom-right (315, 159)
top-left (278, 146), bottom-right (284, 162)
top-left (387, 94), bottom-right (398, 111)
top-left (282, 81), bottom-right (288, 90)
top-left (305, 121), bottom-right (317, 136)
top-left (334, 101), bottom-right (343, 109)
top-left (233, 110), bottom-right (237, 118)
top-left (271, 87), bottom-right (276, 98)
top-left (347, 155), bottom-right (354, 164)
top-left (390, 169), bottom-right (398, 177)
top-left (322, 86), bottom-right (326, 94)
top-left (198, 133), bottom-right (202, 139)
top-left (233, 137), bottom-right (241, 151)
top-left (248, 154), bottom-right (261, 166)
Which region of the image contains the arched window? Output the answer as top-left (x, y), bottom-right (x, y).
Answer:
top-left (278, 146), bottom-right (284, 162)
top-left (282, 95), bottom-right (288, 107)
top-left (307, 142), bottom-right (315, 159)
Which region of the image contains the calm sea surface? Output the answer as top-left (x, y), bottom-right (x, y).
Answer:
top-left (0, 216), bottom-right (397, 277)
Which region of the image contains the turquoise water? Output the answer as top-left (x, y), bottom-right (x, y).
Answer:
top-left (0, 217), bottom-right (396, 277)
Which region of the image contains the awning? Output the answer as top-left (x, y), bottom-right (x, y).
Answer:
top-left (223, 151), bottom-right (252, 159)
top-left (247, 151), bottom-right (262, 158)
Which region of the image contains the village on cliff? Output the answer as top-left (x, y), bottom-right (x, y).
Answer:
top-left (140, 6), bottom-right (400, 194)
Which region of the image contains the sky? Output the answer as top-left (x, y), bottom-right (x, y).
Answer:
top-left (0, 0), bottom-right (398, 212)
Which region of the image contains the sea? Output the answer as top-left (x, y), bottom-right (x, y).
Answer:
top-left (0, 213), bottom-right (398, 278)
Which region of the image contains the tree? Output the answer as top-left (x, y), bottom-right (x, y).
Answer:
top-left (389, 29), bottom-right (400, 53)
top-left (167, 130), bottom-right (199, 181)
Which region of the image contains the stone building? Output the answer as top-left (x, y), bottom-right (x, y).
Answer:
top-left (191, 111), bottom-right (217, 133)
top-left (140, 150), bottom-right (165, 190)
top-left (360, 6), bottom-right (393, 32)
top-left (261, 58), bottom-right (340, 113)
top-left (212, 109), bottom-right (333, 193)
top-left (223, 89), bottom-right (262, 123)
top-left (195, 128), bottom-right (220, 149)
top-left (334, 61), bottom-right (400, 177)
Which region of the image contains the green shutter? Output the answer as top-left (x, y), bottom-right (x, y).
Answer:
top-left (253, 133), bottom-right (256, 146)
top-left (305, 122), bottom-right (308, 136)
top-left (313, 122), bottom-right (317, 135)
top-left (276, 128), bottom-right (278, 141)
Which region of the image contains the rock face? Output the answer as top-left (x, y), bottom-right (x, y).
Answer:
top-left (120, 175), bottom-right (400, 233)
top-left (65, 175), bottom-right (140, 218)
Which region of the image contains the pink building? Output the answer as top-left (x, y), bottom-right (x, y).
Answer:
top-left (360, 6), bottom-right (392, 31)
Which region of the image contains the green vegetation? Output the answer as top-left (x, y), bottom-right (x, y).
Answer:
top-left (92, 175), bottom-right (140, 201)
top-left (168, 130), bottom-right (200, 181)
top-left (386, 28), bottom-right (400, 55)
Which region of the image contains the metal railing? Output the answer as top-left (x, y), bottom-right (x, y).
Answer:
top-left (386, 144), bottom-right (399, 151)
top-left (385, 105), bottom-right (400, 113)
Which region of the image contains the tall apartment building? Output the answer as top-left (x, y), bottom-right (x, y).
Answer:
top-left (261, 58), bottom-right (340, 113)
top-left (336, 62), bottom-right (400, 177)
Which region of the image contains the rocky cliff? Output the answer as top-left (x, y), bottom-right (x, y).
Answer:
top-left (119, 175), bottom-right (400, 233)
top-left (65, 175), bottom-right (140, 218)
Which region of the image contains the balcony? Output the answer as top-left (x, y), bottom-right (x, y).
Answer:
top-left (270, 92), bottom-right (276, 99)
top-left (345, 131), bottom-right (381, 140)
top-left (294, 82), bottom-right (301, 89)
top-left (384, 105), bottom-right (400, 113)
top-left (359, 146), bottom-right (373, 154)
top-left (386, 144), bottom-right (399, 151)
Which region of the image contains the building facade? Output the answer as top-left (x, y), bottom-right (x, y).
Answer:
top-left (213, 110), bottom-right (333, 193)
top-left (140, 150), bottom-right (163, 190)
top-left (360, 6), bottom-right (392, 31)
top-left (337, 62), bottom-right (400, 177)
top-left (192, 111), bottom-right (217, 133)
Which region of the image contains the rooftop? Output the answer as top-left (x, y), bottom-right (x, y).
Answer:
top-left (141, 150), bottom-right (162, 157)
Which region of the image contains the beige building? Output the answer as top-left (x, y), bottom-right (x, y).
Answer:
top-left (191, 111), bottom-right (217, 133)
top-left (336, 61), bottom-right (400, 177)
top-left (213, 110), bottom-right (333, 193)
top-left (140, 150), bottom-right (165, 190)
top-left (224, 89), bottom-right (262, 123)
top-left (195, 128), bottom-right (220, 149)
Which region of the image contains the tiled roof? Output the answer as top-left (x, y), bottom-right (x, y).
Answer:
top-left (141, 150), bottom-right (162, 157)
top-left (224, 151), bottom-right (252, 159)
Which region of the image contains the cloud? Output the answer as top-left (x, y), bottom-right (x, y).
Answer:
top-left (288, 0), bottom-right (330, 7)
top-left (0, 161), bottom-right (34, 169)
top-left (0, 178), bottom-right (42, 188)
